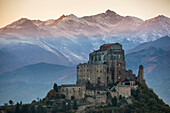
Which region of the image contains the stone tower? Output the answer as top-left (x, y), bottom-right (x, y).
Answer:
top-left (137, 65), bottom-right (144, 82)
top-left (77, 43), bottom-right (126, 85)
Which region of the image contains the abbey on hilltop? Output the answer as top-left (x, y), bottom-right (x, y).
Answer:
top-left (58, 43), bottom-right (145, 105)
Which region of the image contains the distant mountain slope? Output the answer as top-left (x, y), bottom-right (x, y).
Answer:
top-left (126, 35), bottom-right (170, 54)
top-left (0, 63), bottom-right (76, 105)
top-left (125, 37), bottom-right (170, 105)
top-left (0, 43), bottom-right (73, 73)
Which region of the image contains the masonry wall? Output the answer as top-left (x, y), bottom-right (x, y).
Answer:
top-left (118, 86), bottom-right (131, 98)
top-left (77, 63), bottom-right (107, 86)
top-left (59, 85), bottom-right (86, 100)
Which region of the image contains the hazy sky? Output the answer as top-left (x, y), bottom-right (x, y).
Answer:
top-left (0, 0), bottom-right (170, 28)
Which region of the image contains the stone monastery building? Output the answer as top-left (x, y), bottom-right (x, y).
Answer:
top-left (59, 43), bottom-right (144, 103)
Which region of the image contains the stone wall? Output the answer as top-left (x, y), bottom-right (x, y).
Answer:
top-left (118, 86), bottom-right (131, 98)
top-left (95, 95), bottom-right (107, 104)
top-left (77, 63), bottom-right (107, 86)
top-left (59, 85), bottom-right (86, 100)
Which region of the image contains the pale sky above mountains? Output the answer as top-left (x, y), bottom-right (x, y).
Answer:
top-left (0, 0), bottom-right (170, 28)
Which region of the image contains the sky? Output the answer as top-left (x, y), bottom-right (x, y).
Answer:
top-left (0, 0), bottom-right (170, 28)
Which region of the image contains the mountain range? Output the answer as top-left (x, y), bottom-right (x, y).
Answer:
top-left (0, 10), bottom-right (170, 73)
top-left (0, 9), bottom-right (170, 105)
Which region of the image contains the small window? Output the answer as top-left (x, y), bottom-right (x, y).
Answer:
top-left (99, 56), bottom-right (101, 61)
top-left (118, 63), bottom-right (121, 67)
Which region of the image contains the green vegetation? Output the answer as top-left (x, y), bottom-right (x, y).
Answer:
top-left (61, 94), bottom-right (66, 99)
top-left (9, 100), bottom-right (14, 106)
top-left (3, 81), bottom-right (170, 113)
top-left (73, 101), bottom-right (78, 110)
top-left (85, 82), bottom-right (170, 113)
top-left (51, 104), bottom-right (58, 113)
top-left (71, 96), bottom-right (75, 100)
top-left (37, 105), bottom-right (47, 113)
top-left (5, 102), bottom-right (47, 113)
top-left (125, 81), bottom-right (170, 113)
top-left (111, 96), bottom-right (117, 106)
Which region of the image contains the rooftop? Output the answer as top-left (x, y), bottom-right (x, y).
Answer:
top-left (101, 42), bottom-right (122, 47)
top-left (61, 84), bottom-right (85, 87)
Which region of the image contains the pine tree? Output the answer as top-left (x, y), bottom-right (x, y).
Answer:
top-left (14, 102), bottom-right (20, 113)
top-left (30, 105), bottom-right (36, 113)
top-left (111, 96), bottom-right (117, 106)
top-left (73, 101), bottom-right (78, 110)
top-left (53, 83), bottom-right (58, 92)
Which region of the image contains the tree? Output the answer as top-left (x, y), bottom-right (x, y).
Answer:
top-left (30, 105), bottom-right (36, 113)
top-left (119, 95), bottom-right (122, 100)
top-left (46, 89), bottom-right (57, 99)
top-left (71, 96), bottom-right (75, 100)
top-left (20, 104), bottom-right (29, 113)
top-left (61, 94), bottom-right (66, 99)
top-left (106, 92), bottom-right (110, 99)
top-left (9, 100), bottom-right (14, 106)
top-left (20, 101), bottom-right (22, 105)
top-left (73, 101), bottom-right (78, 110)
top-left (61, 101), bottom-right (67, 112)
top-left (37, 105), bottom-right (47, 113)
top-left (56, 93), bottom-right (60, 99)
top-left (53, 83), bottom-right (58, 92)
top-left (52, 104), bottom-right (58, 113)
top-left (14, 102), bottom-right (20, 113)
top-left (37, 105), bottom-right (43, 113)
top-left (111, 96), bottom-right (117, 106)
top-left (66, 102), bottom-right (71, 111)
top-left (31, 100), bottom-right (37, 104)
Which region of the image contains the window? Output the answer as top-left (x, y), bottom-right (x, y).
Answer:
top-left (99, 56), bottom-right (101, 61)
top-left (95, 56), bottom-right (97, 61)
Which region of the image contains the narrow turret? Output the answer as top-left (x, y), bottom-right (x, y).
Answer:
top-left (137, 65), bottom-right (145, 82)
